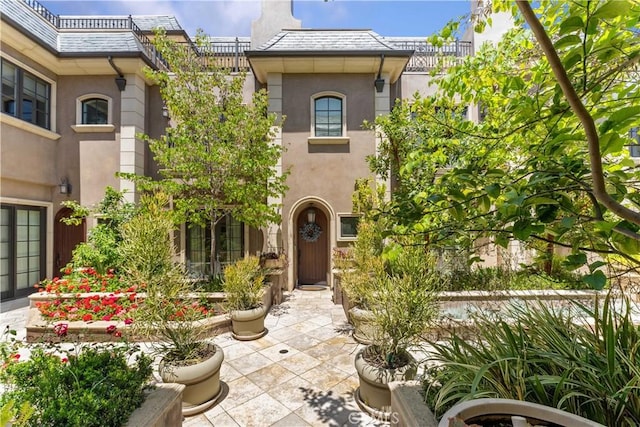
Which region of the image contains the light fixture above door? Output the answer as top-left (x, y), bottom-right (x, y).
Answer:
top-left (307, 206), bottom-right (316, 224)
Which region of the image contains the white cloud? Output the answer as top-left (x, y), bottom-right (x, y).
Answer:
top-left (43, 0), bottom-right (261, 36)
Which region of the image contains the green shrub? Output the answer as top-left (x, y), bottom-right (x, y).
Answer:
top-left (424, 293), bottom-right (640, 425)
top-left (223, 256), bottom-right (264, 311)
top-left (62, 187), bottom-right (136, 274)
top-left (1, 345), bottom-right (152, 427)
top-left (442, 266), bottom-right (584, 291)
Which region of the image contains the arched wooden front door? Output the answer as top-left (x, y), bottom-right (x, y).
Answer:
top-left (54, 207), bottom-right (85, 272)
top-left (297, 209), bottom-right (328, 285)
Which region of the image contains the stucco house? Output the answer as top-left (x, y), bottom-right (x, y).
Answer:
top-left (0, 0), bottom-right (511, 301)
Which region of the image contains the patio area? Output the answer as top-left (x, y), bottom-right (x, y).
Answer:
top-left (1, 289), bottom-right (387, 426)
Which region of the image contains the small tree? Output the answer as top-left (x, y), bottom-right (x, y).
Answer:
top-left (138, 30), bottom-right (288, 276)
top-left (367, 0), bottom-right (640, 288)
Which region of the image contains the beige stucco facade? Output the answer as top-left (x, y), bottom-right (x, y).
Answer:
top-left (1, 0), bottom-right (511, 300)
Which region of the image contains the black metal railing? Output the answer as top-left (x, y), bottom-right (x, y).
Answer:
top-left (23, 0), bottom-right (167, 69)
top-left (185, 39), bottom-right (252, 72)
top-left (23, 0), bottom-right (472, 73)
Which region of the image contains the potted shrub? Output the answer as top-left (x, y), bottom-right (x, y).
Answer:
top-left (123, 193), bottom-right (224, 415)
top-left (223, 256), bottom-right (268, 340)
top-left (424, 293), bottom-right (640, 425)
top-left (337, 220), bottom-right (385, 344)
top-left (354, 243), bottom-right (439, 419)
top-left (260, 251), bottom-right (287, 270)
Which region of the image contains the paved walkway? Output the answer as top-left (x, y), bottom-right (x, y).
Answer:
top-left (1, 289), bottom-right (385, 426)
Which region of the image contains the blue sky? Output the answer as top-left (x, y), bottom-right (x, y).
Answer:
top-left (39, 1), bottom-right (472, 38)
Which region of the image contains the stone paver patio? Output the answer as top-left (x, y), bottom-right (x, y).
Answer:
top-left (0, 289), bottom-right (387, 426)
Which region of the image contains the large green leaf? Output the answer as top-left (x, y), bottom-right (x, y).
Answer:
top-left (593, 0), bottom-right (629, 19)
top-left (582, 270), bottom-right (607, 290)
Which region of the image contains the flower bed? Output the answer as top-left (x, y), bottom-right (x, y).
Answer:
top-left (26, 292), bottom-right (229, 343)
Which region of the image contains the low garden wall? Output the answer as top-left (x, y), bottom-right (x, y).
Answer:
top-left (334, 280), bottom-right (608, 340)
top-left (124, 383), bottom-right (185, 427)
top-left (26, 281), bottom-right (280, 343)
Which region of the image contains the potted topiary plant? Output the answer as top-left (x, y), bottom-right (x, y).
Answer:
top-left (122, 193), bottom-right (224, 415)
top-left (223, 256), bottom-right (268, 340)
top-left (354, 243), bottom-right (439, 420)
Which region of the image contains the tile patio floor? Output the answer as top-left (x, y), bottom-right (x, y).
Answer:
top-left (0, 289), bottom-right (388, 426)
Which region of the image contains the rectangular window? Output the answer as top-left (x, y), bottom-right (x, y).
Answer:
top-left (1, 58), bottom-right (51, 130)
top-left (186, 215), bottom-right (244, 277)
top-left (0, 204), bottom-right (45, 300)
top-left (337, 214), bottom-right (360, 241)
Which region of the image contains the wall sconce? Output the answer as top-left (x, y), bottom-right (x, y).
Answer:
top-left (307, 206), bottom-right (316, 224)
top-left (115, 76), bottom-right (127, 92)
top-left (59, 178), bottom-right (71, 195)
top-left (108, 57), bottom-right (127, 92)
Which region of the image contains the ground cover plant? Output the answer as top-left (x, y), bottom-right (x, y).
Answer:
top-left (423, 293), bottom-right (640, 425)
top-left (0, 328), bottom-right (152, 427)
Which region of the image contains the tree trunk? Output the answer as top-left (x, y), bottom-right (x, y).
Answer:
top-left (210, 218), bottom-right (218, 277)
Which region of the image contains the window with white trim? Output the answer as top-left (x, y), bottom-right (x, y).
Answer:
top-left (1, 58), bottom-right (51, 130)
top-left (73, 94), bottom-right (114, 133)
top-left (337, 214), bottom-right (360, 241)
top-left (309, 92), bottom-right (348, 144)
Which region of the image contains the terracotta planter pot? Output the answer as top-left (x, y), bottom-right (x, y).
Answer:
top-left (354, 345), bottom-right (417, 419)
top-left (230, 305), bottom-right (268, 340)
top-left (159, 342), bottom-right (224, 416)
top-left (349, 307), bottom-right (377, 345)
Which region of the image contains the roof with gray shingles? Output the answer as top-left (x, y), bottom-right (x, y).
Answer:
top-left (57, 33), bottom-right (142, 53)
top-left (131, 15), bottom-right (183, 32)
top-left (1, 0), bottom-right (182, 55)
top-left (257, 29), bottom-right (401, 52)
top-left (1, 0), bottom-right (58, 51)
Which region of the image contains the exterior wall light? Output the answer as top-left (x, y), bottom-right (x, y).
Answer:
top-left (59, 178), bottom-right (71, 195)
top-left (307, 206), bottom-right (316, 224)
top-left (374, 78), bottom-right (385, 93)
top-left (115, 76), bottom-right (127, 92)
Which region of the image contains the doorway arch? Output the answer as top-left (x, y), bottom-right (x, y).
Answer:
top-left (288, 198), bottom-right (335, 290)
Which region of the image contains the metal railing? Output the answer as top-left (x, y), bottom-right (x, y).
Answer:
top-left (392, 40), bottom-right (473, 71)
top-left (23, 0), bottom-right (472, 73)
top-left (22, 0), bottom-right (167, 69)
top-left (185, 39), bottom-right (252, 72)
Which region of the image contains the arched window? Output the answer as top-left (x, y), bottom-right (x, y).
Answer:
top-left (314, 96), bottom-right (343, 137)
top-left (81, 98), bottom-right (108, 124)
top-left (73, 94), bottom-right (114, 133)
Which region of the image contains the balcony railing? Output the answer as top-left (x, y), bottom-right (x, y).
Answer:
top-left (23, 0), bottom-right (167, 69)
top-left (23, 0), bottom-right (472, 73)
top-left (391, 40), bottom-right (473, 71)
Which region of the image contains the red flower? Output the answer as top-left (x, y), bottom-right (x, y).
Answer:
top-left (61, 357), bottom-right (69, 363)
top-left (106, 325), bottom-right (117, 334)
top-left (82, 313), bottom-right (93, 322)
top-left (53, 323), bottom-right (68, 337)
top-left (102, 314), bottom-right (113, 321)
top-left (114, 331), bottom-right (122, 338)
top-left (124, 318), bottom-right (133, 325)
